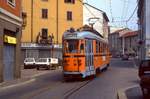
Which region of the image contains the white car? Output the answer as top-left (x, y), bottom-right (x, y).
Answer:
top-left (50, 58), bottom-right (58, 69)
top-left (35, 58), bottom-right (51, 70)
top-left (35, 58), bottom-right (59, 70)
top-left (24, 58), bottom-right (36, 69)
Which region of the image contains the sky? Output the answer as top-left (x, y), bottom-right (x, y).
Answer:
top-left (83, 0), bottom-right (138, 31)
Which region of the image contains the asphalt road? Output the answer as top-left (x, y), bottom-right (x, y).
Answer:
top-left (0, 58), bottom-right (139, 99)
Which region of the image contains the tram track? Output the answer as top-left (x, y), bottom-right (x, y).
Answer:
top-left (63, 79), bottom-right (92, 99)
top-left (19, 78), bottom-right (92, 99)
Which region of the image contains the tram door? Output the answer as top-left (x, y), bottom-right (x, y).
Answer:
top-left (85, 40), bottom-right (95, 76)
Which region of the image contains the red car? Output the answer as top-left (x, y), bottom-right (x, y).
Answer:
top-left (139, 60), bottom-right (150, 98)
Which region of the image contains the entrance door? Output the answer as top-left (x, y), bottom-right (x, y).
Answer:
top-left (3, 44), bottom-right (15, 81)
top-left (85, 40), bottom-right (95, 76)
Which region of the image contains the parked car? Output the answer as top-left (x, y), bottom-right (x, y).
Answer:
top-left (50, 58), bottom-right (59, 69)
top-left (35, 58), bottom-right (59, 70)
top-left (24, 58), bottom-right (36, 69)
top-left (35, 58), bottom-right (51, 70)
top-left (139, 60), bottom-right (150, 98)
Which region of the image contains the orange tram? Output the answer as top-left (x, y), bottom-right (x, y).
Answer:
top-left (62, 27), bottom-right (111, 79)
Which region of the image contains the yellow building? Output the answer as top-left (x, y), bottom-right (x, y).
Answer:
top-left (22, 0), bottom-right (83, 44)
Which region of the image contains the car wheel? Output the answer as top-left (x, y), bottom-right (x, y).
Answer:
top-left (47, 65), bottom-right (51, 70)
top-left (24, 66), bottom-right (28, 69)
top-left (37, 67), bottom-right (40, 70)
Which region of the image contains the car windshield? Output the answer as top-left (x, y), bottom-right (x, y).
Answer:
top-left (141, 60), bottom-right (150, 67)
top-left (36, 58), bottom-right (47, 62)
top-left (25, 58), bottom-right (34, 62)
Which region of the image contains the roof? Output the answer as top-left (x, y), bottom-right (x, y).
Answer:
top-left (63, 27), bottom-right (108, 43)
top-left (78, 25), bottom-right (104, 38)
top-left (121, 31), bottom-right (139, 38)
top-left (111, 28), bottom-right (129, 34)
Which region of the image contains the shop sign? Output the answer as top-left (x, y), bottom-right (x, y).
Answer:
top-left (4, 35), bottom-right (17, 44)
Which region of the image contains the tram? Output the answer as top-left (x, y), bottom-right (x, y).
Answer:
top-left (62, 26), bottom-right (111, 79)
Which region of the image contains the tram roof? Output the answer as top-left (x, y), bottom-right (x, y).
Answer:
top-left (63, 30), bottom-right (108, 43)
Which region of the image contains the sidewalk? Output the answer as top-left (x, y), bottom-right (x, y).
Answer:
top-left (126, 86), bottom-right (142, 99)
top-left (117, 58), bottom-right (143, 99)
top-left (117, 85), bottom-right (143, 99)
top-left (0, 69), bottom-right (53, 89)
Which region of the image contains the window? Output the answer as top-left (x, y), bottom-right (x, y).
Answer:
top-left (64, 40), bottom-right (79, 53)
top-left (96, 41), bottom-right (99, 53)
top-left (7, 0), bottom-right (15, 7)
top-left (42, 9), bottom-right (48, 19)
top-left (22, 12), bottom-right (27, 28)
top-left (64, 0), bottom-right (75, 4)
top-left (80, 43), bottom-right (84, 53)
top-left (67, 11), bottom-right (72, 21)
top-left (41, 28), bottom-right (48, 39)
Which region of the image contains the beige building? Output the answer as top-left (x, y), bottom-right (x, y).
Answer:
top-left (22, 0), bottom-right (83, 44)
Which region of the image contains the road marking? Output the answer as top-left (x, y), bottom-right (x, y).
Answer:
top-left (0, 78), bottom-right (35, 91)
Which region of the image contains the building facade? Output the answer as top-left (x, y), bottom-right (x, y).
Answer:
top-left (108, 28), bottom-right (132, 57)
top-left (22, 0), bottom-right (83, 44)
top-left (21, 0), bottom-right (83, 62)
top-left (119, 31), bottom-right (138, 56)
top-left (0, 0), bottom-right (22, 82)
top-left (83, 3), bottom-right (109, 38)
top-left (138, 0), bottom-right (150, 60)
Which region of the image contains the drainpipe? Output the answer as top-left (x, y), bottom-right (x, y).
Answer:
top-left (31, 0), bottom-right (33, 43)
top-left (56, 0), bottom-right (59, 44)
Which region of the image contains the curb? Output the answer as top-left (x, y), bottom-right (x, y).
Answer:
top-left (117, 85), bottom-right (139, 99)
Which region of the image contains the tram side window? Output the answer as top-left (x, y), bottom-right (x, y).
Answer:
top-left (106, 45), bottom-right (108, 53)
top-left (96, 41), bottom-right (99, 53)
top-left (80, 43), bottom-right (84, 53)
top-left (100, 42), bottom-right (103, 53)
top-left (104, 44), bottom-right (106, 54)
top-left (99, 42), bottom-right (101, 53)
top-left (102, 43), bottom-right (105, 54)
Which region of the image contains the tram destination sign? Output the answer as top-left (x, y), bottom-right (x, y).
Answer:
top-left (66, 33), bottom-right (77, 38)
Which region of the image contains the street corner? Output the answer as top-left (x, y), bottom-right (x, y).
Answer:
top-left (117, 85), bottom-right (142, 99)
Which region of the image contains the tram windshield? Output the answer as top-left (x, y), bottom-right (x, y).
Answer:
top-left (64, 40), bottom-right (79, 53)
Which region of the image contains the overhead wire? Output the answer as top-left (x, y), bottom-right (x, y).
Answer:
top-left (126, 1), bottom-right (139, 22)
top-left (109, 0), bottom-right (113, 22)
top-left (77, 0), bottom-right (104, 24)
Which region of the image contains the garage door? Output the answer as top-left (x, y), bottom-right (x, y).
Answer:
top-left (3, 44), bottom-right (15, 81)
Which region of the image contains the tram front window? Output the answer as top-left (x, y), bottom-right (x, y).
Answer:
top-left (65, 40), bottom-right (79, 53)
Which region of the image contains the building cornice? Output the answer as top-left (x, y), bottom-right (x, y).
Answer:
top-left (0, 7), bottom-right (22, 26)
